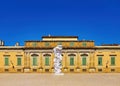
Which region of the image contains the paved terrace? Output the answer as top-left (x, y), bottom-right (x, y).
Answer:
top-left (0, 73), bottom-right (120, 86)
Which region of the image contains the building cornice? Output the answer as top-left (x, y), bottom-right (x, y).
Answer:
top-left (42, 36), bottom-right (78, 38)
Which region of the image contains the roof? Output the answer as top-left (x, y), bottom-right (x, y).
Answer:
top-left (101, 44), bottom-right (119, 46)
top-left (0, 46), bottom-right (24, 50)
top-left (25, 40), bottom-right (94, 42)
top-left (95, 46), bottom-right (120, 49)
top-left (42, 36), bottom-right (78, 38)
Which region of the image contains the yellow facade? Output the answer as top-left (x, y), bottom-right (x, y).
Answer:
top-left (0, 48), bottom-right (24, 73)
top-left (0, 36), bottom-right (120, 73)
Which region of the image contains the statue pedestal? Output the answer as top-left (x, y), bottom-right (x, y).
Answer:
top-left (55, 73), bottom-right (64, 75)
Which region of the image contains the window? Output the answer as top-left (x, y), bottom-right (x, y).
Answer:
top-left (98, 69), bottom-right (102, 72)
top-left (45, 56), bottom-right (49, 66)
top-left (98, 56), bottom-right (102, 66)
top-left (45, 42), bottom-right (49, 47)
top-left (31, 54), bottom-right (38, 66)
top-left (70, 56), bottom-right (74, 66)
top-left (111, 69), bottom-right (115, 72)
top-left (17, 56), bottom-right (22, 66)
top-left (4, 56), bottom-right (9, 66)
top-left (44, 54), bottom-right (51, 66)
top-left (58, 42), bottom-right (62, 45)
top-left (68, 54), bottom-right (76, 66)
top-left (70, 42), bottom-right (74, 47)
top-left (5, 69), bottom-right (9, 72)
top-left (33, 69), bottom-right (37, 72)
top-left (33, 56), bottom-right (37, 66)
top-left (111, 57), bottom-right (115, 66)
top-left (17, 69), bottom-right (21, 72)
top-left (82, 42), bottom-right (87, 47)
top-left (32, 42), bottom-right (37, 47)
top-left (17, 58), bottom-right (21, 66)
top-left (82, 57), bottom-right (86, 65)
top-left (82, 69), bottom-right (87, 72)
top-left (45, 69), bottom-right (49, 72)
top-left (70, 69), bottom-right (74, 72)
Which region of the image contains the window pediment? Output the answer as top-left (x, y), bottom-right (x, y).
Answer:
top-left (43, 54), bottom-right (51, 56)
top-left (31, 54), bottom-right (39, 56)
top-left (68, 54), bottom-right (76, 56)
top-left (81, 54), bottom-right (88, 56)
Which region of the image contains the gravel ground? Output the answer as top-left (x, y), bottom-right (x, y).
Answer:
top-left (0, 73), bottom-right (120, 86)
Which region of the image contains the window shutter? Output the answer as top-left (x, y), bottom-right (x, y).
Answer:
top-left (17, 58), bottom-right (21, 65)
top-left (45, 56), bottom-right (49, 66)
top-left (5, 58), bottom-right (9, 66)
top-left (98, 57), bottom-right (102, 66)
top-left (33, 57), bottom-right (37, 66)
top-left (82, 57), bottom-right (86, 65)
top-left (70, 57), bottom-right (74, 66)
top-left (111, 57), bottom-right (115, 65)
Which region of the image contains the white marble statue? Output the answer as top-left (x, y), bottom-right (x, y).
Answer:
top-left (53, 45), bottom-right (64, 75)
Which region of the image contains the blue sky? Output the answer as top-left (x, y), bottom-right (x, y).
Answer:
top-left (0, 0), bottom-right (120, 46)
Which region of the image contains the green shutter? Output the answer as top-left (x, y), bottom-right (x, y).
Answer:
top-left (82, 57), bottom-right (86, 65)
top-left (33, 57), bottom-right (37, 66)
top-left (32, 42), bottom-right (37, 47)
top-left (45, 42), bottom-right (49, 47)
top-left (70, 42), bottom-right (74, 47)
top-left (70, 57), bottom-right (74, 66)
top-left (82, 42), bottom-right (87, 47)
top-left (58, 42), bottom-right (62, 45)
top-left (5, 57), bottom-right (9, 66)
top-left (45, 57), bottom-right (49, 66)
top-left (98, 57), bottom-right (102, 66)
top-left (111, 57), bottom-right (115, 66)
top-left (17, 58), bottom-right (21, 66)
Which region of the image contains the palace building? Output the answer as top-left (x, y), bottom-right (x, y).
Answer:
top-left (0, 36), bottom-right (120, 73)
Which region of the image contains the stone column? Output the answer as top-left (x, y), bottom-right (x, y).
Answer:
top-left (24, 52), bottom-right (27, 68)
top-left (24, 52), bottom-right (31, 73)
top-left (39, 53), bottom-right (43, 72)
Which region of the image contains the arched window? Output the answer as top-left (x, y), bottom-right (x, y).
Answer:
top-left (68, 54), bottom-right (76, 66)
top-left (43, 54), bottom-right (51, 66)
top-left (31, 54), bottom-right (39, 66)
top-left (81, 54), bottom-right (88, 66)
